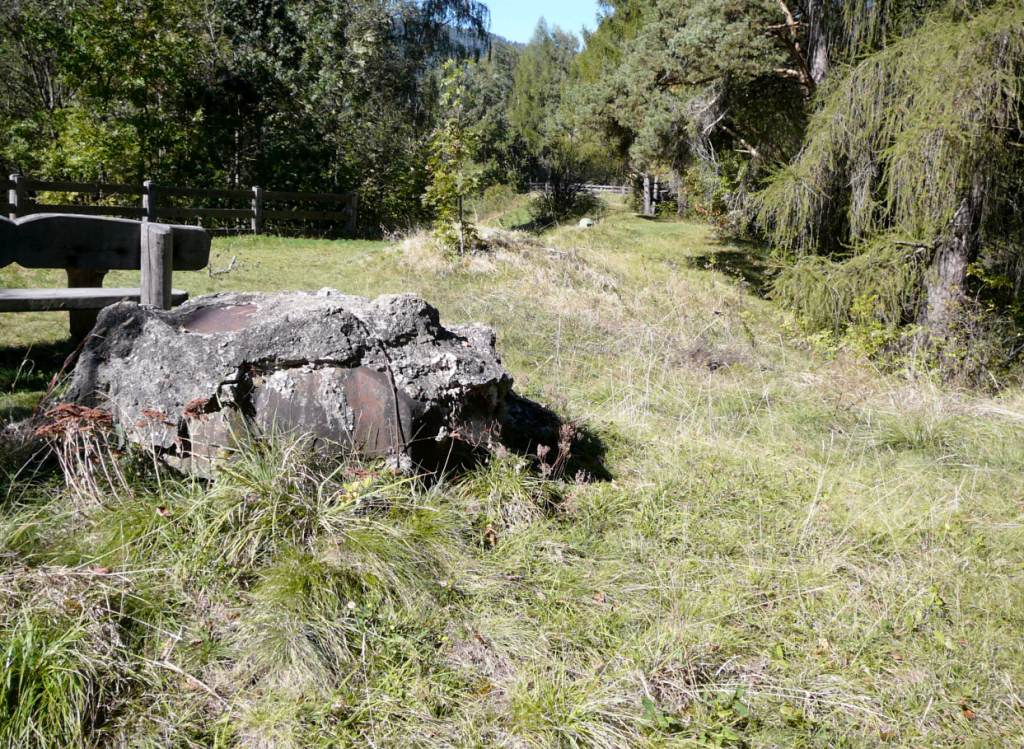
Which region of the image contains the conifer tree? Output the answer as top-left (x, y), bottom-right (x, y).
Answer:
top-left (759, 3), bottom-right (1024, 361)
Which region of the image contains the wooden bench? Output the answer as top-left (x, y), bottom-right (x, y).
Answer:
top-left (0, 213), bottom-right (211, 339)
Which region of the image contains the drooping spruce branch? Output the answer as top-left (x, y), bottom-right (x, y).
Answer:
top-left (758, 3), bottom-right (1024, 257)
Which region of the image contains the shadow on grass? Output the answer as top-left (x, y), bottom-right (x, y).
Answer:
top-left (506, 216), bottom-right (558, 234)
top-left (684, 238), bottom-right (773, 297)
top-left (502, 393), bottom-right (611, 481)
top-left (414, 392), bottom-right (610, 481)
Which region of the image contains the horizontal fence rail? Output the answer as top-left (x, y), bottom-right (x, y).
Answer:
top-left (528, 182), bottom-right (630, 196)
top-left (4, 175), bottom-right (358, 236)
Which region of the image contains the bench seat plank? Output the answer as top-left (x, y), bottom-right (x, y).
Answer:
top-left (0, 287), bottom-right (188, 312)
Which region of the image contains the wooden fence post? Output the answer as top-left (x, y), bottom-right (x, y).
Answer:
top-left (141, 224), bottom-right (173, 309)
top-left (346, 193), bottom-right (358, 236)
top-left (142, 180), bottom-right (158, 222)
top-left (7, 174), bottom-right (18, 220)
top-left (251, 186), bottom-right (263, 234)
top-left (9, 174), bottom-right (28, 219)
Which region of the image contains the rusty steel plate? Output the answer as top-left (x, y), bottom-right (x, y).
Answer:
top-left (344, 367), bottom-right (417, 456)
top-left (249, 366), bottom-right (419, 457)
top-left (252, 368), bottom-right (349, 443)
top-left (182, 303), bottom-right (257, 333)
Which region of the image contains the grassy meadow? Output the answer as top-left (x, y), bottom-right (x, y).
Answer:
top-left (2, 200), bottom-right (1024, 747)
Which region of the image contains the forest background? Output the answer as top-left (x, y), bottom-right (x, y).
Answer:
top-left (3, 0), bottom-right (1023, 381)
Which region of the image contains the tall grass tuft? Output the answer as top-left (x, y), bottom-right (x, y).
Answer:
top-left (0, 568), bottom-right (143, 749)
top-left (455, 455), bottom-right (562, 543)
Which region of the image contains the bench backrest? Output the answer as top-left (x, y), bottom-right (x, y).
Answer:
top-left (0, 214), bottom-right (210, 271)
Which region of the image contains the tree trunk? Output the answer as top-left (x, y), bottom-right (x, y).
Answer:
top-left (807, 0), bottom-right (830, 84)
top-left (458, 196), bottom-right (465, 255)
top-left (642, 173), bottom-right (652, 216)
top-left (673, 172), bottom-right (687, 217)
top-left (920, 178), bottom-right (986, 340)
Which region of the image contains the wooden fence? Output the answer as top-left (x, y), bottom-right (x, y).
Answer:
top-left (4, 175), bottom-right (358, 236)
top-left (528, 182), bottom-right (629, 196)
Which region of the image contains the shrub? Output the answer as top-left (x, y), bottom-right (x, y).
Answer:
top-left (770, 239), bottom-right (926, 335)
top-left (530, 186), bottom-right (605, 226)
top-left (473, 183), bottom-right (521, 219)
top-left (424, 62), bottom-right (482, 255)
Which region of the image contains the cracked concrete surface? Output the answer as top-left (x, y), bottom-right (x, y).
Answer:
top-left (67, 290), bottom-right (513, 472)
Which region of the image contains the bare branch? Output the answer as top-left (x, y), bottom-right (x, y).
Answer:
top-left (715, 122), bottom-right (761, 160)
top-left (776, 0), bottom-right (798, 33)
top-left (772, 0), bottom-right (816, 97)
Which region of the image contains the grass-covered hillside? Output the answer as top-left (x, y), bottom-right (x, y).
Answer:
top-left (2, 202), bottom-right (1024, 747)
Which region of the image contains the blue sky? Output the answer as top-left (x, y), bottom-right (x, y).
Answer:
top-left (486, 0), bottom-right (602, 44)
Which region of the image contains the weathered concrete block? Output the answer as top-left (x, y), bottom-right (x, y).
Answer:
top-left (66, 290), bottom-right (513, 472)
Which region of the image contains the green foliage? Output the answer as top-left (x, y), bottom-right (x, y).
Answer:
top-left (570, 0), bottom-right (1010, 242)
top-left (234, 550), bottom-right (372, 694)
top-left (504, 23), bottom-right (621, 223)
top-left (424, 62), bottom-right (482, 255)
top-left (573, 0), bottom-right (650, 85)
top-left (2, 615), bottom-right (104, 748)
top-left (758, 2), bottom-right (1024, 369)
top-left (0, 0), bottom-right (493, 234)
top-left (689, 689), bottom-right (754, 747)
top-left (0, 571), bottom-right (141, 749)
top-left (455, 455), bottom-right (560, 540)
top-left (459, 41), bottom-right (529, 189)
top-left (509, 21), bottom-right (579, 159)
top-left (770, 239), bottom-right (927, 334)
top-left (759, 3), bottom-right (1024, 255)
top-left (471, 183), bottom-right (520, 219)
top-left (680, 161), bottom-right (739, 220)
top-left (573, 0), bottom-right (807, 197)
top-left (4, 206), bottom-right (1024, 745)
top-left (530, 186), bottom-right (605, 227)
top-left (842, 293), bottom-right (905, 360)
top-left (507, 21), bottom-right (622, 188)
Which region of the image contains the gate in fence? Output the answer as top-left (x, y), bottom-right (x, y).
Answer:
top-left (528, 182), bottom-right (629, 196)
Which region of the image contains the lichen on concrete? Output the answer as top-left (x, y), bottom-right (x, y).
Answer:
top-left (66, 290), bottom-right (513, 473)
